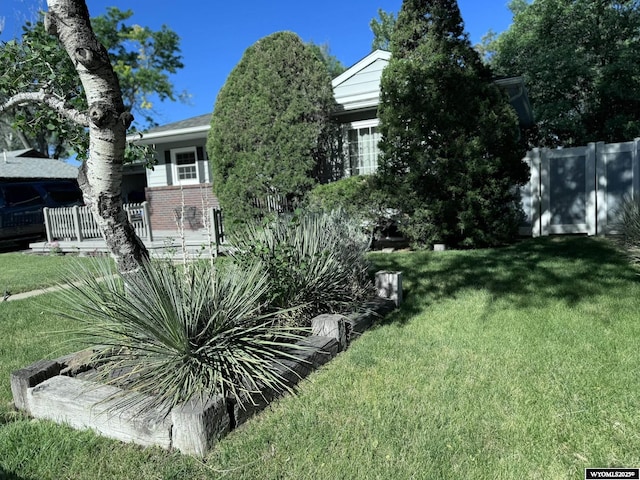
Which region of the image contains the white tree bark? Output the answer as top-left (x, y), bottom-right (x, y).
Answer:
top-left (2, 91), bottom-right (90, 127)
top-left (42, 0), bottom-right (149, 273)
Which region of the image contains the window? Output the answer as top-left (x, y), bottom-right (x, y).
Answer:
top-left (171, 147), bottom-right (199, 185)
top-left (346, 123), bottom-right (380, 176)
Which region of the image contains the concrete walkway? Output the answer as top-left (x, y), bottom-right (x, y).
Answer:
top-left (3, 230), bottom-right (227, 303)
top-left (4, 283), bottom-right (77, 302)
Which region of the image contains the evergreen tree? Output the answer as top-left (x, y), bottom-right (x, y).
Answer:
top-left (207, 32), bottom-right (337, 227)
top-left (370, 9), bottom-right (396, 51)
top-left (307, 42), bottom-right (346, 78)
top-left (377, 0), bottom-right (528, 248)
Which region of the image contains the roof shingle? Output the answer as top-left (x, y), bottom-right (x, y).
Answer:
top-left (0, 149), bottom-right (78, 180)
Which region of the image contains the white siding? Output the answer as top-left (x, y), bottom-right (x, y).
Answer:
top-left (145, 139), bottom-right (210, 188)
top-left (146, 159), bottom-right (170, 187)
top-left (333, 52), bottom-right (390, 112)
top-left (334, 62), bottom-right (386, 101)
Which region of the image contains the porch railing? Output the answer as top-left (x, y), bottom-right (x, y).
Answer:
top-left (252, 194), bottom-right (296, 213)
top-left (43, 202), bottom-right (153, 243)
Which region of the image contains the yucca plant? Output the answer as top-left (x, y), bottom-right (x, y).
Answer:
top-left (616, 195), bottom-right (640, 243)
top-left (613, 194), bottom-right (640, 265)
top-left (231, 209), bottom-right (374, 326)
top-left (56, 258), bottom-right (309, 413)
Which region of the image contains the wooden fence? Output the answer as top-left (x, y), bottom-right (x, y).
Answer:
top-left (520, 139), bottom-right (640, 236)
top-left (43, 202), bottom-right (153, 242)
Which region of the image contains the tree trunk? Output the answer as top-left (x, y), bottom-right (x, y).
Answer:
top-left (46, 0), bottom-right (149, 274)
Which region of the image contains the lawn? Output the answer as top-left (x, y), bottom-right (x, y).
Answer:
top-left (0, 252), bottom-right (107, 295)
top-left (1, 237), bottom-right (639, 479)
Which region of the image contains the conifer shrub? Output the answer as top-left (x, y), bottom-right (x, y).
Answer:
top-left (376, 0), bottom-right (529, 249)
top-left (305, 176), bottom-right (399, 243)
top-left (207, 31), bottom-right (337, 228)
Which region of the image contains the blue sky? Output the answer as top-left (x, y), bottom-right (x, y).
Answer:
top-left (1, 0), bottom-right (516, 127)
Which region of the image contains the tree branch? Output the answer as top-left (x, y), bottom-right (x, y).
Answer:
top-left (0, 117), bottom-right (32, 149)
top-left (0, 91), bottom-right (90, 127)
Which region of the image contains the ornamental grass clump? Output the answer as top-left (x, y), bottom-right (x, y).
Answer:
top-left (57, 259), bottom-right (308, 413)
top-left (617, 194), bottom-right (640, 241)
top-left (231, 209), bottom-right (374, 327)
top-left (614, 194), bottom-right (640, 264)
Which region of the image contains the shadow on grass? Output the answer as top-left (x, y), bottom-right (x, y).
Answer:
top-left (0, 467), bottom-right (31, 480)
top-left (369, 236), bottom-right (637, 326)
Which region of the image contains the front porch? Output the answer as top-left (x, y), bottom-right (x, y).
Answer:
top-left (30, 203), bottom-right (226, 258)
top-left (28, 229), bottom-right (224, 259)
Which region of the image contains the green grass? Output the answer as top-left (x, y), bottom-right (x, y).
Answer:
top-left (0, 253), bottom-right (107, 295)
top-left (1, 237), bottom-right (640, 479)
top-left (0, 295), bottom-right (82, 408)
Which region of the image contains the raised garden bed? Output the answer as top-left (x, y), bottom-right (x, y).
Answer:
top-left (10, 272), bottom-right (402, 457)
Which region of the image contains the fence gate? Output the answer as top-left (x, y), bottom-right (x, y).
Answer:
top-left (523, 139), bottom-right (640, 237)
top-left (597, 141), bottom-right (640, 234)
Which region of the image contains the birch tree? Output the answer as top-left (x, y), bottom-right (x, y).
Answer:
top-left (0, 7), bottom-right (184, 158)
top-left (0, 0), bottom-right (148, 273)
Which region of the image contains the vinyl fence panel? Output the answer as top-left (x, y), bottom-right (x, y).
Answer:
top-left (525, 139), bottom-right (640, 237)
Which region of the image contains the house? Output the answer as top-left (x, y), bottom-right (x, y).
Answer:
top-left (124, 113), bottom-right (217, 232)
top-left (0, 149), bottom-right (82, 244)
top-left (332, 50), bottom-right (534, 177)
top-left (0, 148), bottom-right (79, 181)
top-left (127, 49), bottom-right (534, 232)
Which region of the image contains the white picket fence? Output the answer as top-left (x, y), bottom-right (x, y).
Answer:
top-left (520, 139), bottom-right (640, 236)
top-left (43, 202), bottom-right (153, 242)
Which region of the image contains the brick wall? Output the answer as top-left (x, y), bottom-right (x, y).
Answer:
top-left (145, 184), bottom-right (220, 232)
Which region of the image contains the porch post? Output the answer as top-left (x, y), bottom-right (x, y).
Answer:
top-left (43, 207), bottom-right (53, 243)
top-left (72, 205), bottom-right (83, 242)
top-left (142, 201), bottom-right (153, 242)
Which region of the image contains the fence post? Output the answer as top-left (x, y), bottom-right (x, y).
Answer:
top-left (528, 148), bottom-right (542, 237)
top-left (142, 201), bottom-right (153, 242)
top-left (43, 207), bottom-right (53, 243)
top-left (634, 139), bottom-right (640, 198)
top-left (586, 142), bottom-right (598, 236)
top-left (539, 148), bottom-right (551, 236)
top-left (217, 209), bottom-right (224, 244)
top-left (209, 208), bottom-right (217, 257)
top-left (210, 207), bottom-right (221, 257)
top-left (594, 141), bottom-right (606, 235)
top-left (72, 205), bottom-right (83, 242)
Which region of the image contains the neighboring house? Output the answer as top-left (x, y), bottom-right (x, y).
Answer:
top-left (0, 149), bottom-right (82, 243)
top-left (127, 49), bottom-right (534, 231)
top-left (0, 148), bottom-right (79, 181)
top-left (125, 113), bottom-right (217, 232)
